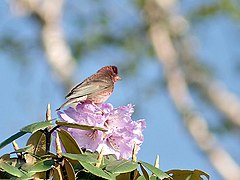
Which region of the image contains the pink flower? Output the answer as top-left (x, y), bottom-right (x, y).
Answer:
top-left (57, 103), bottom-right (146, 159)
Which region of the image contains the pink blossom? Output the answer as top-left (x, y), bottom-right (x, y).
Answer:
top-left (57, 103), bottom-right (146, 159)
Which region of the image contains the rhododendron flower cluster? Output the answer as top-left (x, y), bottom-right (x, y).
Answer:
top-left (57, 103), bottom-right (146, 159)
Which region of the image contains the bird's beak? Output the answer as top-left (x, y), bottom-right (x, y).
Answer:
top-left (116, 76), bottom-right (121, 81)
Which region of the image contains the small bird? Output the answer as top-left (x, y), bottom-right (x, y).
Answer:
top-left (57, 66), bottom-right (121, 111)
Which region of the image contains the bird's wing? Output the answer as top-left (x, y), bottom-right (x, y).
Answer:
top-left (65, 79), bottom-right (113, 100)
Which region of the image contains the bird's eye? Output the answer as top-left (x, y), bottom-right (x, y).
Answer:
top-left (112, 66), bottom-right (118, 75)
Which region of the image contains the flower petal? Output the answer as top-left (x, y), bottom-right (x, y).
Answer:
top-left (57, 103), bottom-right (146, 159)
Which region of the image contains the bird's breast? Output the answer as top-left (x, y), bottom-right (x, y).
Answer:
top-left (87, 89), bottom-right (113, 104)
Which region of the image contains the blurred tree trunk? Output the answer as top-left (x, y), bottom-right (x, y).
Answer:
top-left (144, 0), bottom-right (240, 179)
top-left (13, 0), bottom-right (76, 90)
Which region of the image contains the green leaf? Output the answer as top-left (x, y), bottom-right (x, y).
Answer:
top-left (56, 121), bottom-right (107, 132)
top-left (53, 164), bottom-right (63, 180)
top-left (116, 172), bottom-right (131, 180)
top-left (79, 152), bottom-right (117, 169)
top-left (106, 159), bottom-right (138, 174)
top-left (15, 172), bottom-right (36, 180)
top-left (84, 151), bottom-right (99, 159)
top-left (30, 172), bottom-right (46, 179)
top-left (166, 169), bottom-right (209, 180)
top-left (58, 129), bottom-right (83, 154)
top-left (0, 131), bottom-right (27, 150)
top-left (27, 159), bottom-right (54, 173)
top-left (80, 161), bottom-right (113, 180)
top-left (62, 153), bottom-right (97, 164)
top-left (139, 163), bottom-right (149, 180)
top-left (102, 154), bottom-right (117, 168)
top-left (26, 130), bottom-right (46, 156)
top-left (0, 161), bottom-right (25, 177)
top-left (21, 121), bottom-right (53, 133)
top-left (150, 176), bottom-right (158, 180)
top-left (63, 158), bottom-right (76, 180)
top-left (133, 170), bottom-right (141, 180)
top-left (137, 176), bottom-right (146, 180)
top-left (139, 161), bottom-right (171, 180)
top-left (136, 175), bottom-right (159, 180)
top-left (0, 121), bottom-right (53, 150)
top-left (115, 170), bottom-right (141, 180)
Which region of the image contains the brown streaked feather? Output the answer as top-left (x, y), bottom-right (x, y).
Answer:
top-left (65, 74), bottom-right (114, 100)
top-left (56, 97), bottom-right (87, 111)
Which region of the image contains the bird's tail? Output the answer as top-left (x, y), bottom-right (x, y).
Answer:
top-left (56, 98), bottom-right (77, 111)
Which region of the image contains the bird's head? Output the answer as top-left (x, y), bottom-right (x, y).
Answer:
top-left (99, 66), bottom-right (121, 82)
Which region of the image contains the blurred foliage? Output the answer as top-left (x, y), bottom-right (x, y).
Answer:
top-left (0, 35), bottom-right (31, 64)
top-left (189, 0), bottom-right (240, 22)
top-left (70, 19), bottom-right (152, 63)
top-left (1, 0), bottom-right (154, 74)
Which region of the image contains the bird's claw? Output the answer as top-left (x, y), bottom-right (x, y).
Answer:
top-left (91, 103), bottom-right (105, 115)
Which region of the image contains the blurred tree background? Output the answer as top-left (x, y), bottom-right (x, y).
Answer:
top-left (1, 0), bottom-right (240, 179)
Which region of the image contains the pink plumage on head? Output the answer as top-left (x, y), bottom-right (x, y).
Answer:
top-left (111, 66), bottom-right (118, 75)
top-left (98, 66), bottom-right (118, 75)
top-left (97, 66), bottom-right (120, 82)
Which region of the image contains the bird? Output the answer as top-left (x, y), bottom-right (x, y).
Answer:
top-left (56, 66), bottom-right (121, 111)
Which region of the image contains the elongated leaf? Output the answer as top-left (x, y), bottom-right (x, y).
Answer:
top-left (26, 130), bottom-right (46, 156)
top-left (116, 169), bottom-right (141, 180)
top-left (84, 151), bottom-right (99, 159)
top-left (53, 164), bottom-right (63, 180)
top-left (139, 161), bottom-right (171, 180)
top-left (80, 161), bottom-right (113, 179)
top-left (139, 163), bottom-right (149, 180)
top-left (137, 176), bottom-right (146, 180)
top-left (28, 159), bottom-right (54, 173)
top-left (166, 169), bottom-right (209, 180)
top-left (106, 159), bottom-right (138, 174)
top-left (0, 161), bottom-right (25, 177)
top-left (137, 175), bottom-right (158, 180)
top-left (21, 121), bottom-right (53, 133)
top-left (0, 131), bottom-right (27, 150)
top-left (62, 153), bottom-right (97, 164)
top-left (102, 154), bottom-right (117, 168)
top-left (58, 129), bottom-right (83, 154)
top-left (84, 151), bottom-right (117, 167)
top-left (56, 121), bottom-right (107, 132)
top-left (15, 172), bottom-right (36, 180)
top-left (150, 176), bottom-right (158, 180)
top-left (32, 172), bottom-right (46, 179)
top-left (82, 151), bottom-right (115, 168)
top-left (116, 172), bottom-right (131, 180)
top-left (133, 170), bottom-right (141, 180)
top-left (63, 158), bottom-right (76, 180)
